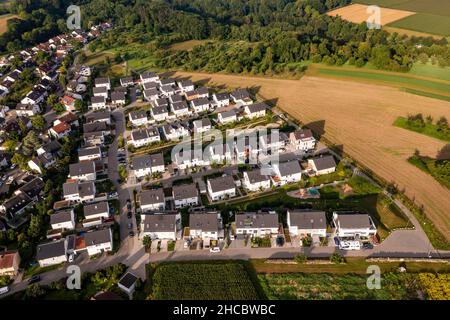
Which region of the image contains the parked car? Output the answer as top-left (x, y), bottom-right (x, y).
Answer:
top-left (209, 247), bottom-right (221, 253)
top-left (28, 275), bottom-right (41, 285)
top-left (362, 242), bottom-right (374, 250)
top-left (276, 236), bottom-right (284, 247)
top-left (127, 211), bottom-right (132, 219)
top-left (127, 223), bottom-right (133, 229)
top-left (0, 286), bottom-right (9, 296)
top-left (128, 231), bottom-right (135, 237)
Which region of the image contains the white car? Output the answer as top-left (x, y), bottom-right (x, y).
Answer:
top-left (339, 240), bottom-right (361, 251)
top-left (209, 247), bottom-right (221, 253)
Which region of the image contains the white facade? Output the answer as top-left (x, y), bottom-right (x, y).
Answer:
top-left (242, 172), bottom-right (271, 192)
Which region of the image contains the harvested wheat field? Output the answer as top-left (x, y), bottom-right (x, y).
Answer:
top-left (174, 71), bottom-right (450, 241)
top-left (327, 3), bottom-right (415, 25)
top-left (0, 14), bottom-right (19, 35)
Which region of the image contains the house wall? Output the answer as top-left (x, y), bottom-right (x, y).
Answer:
top-left (236, 227), bottom-right (278, 238)
top-left (51, 220), bottom-right (75, 230)
top-left (208, 186), bottom-right (236, 201)
top-left (86, 242), bottom-right (112, 256)
top-left (143, 231), bottom-right (177, 240)
top-left (174, 196), bottom-right (198, 209)
top-left (141, 202), bottom-right (165, 213)
top-left (38, 255), bottom-right (67, 267)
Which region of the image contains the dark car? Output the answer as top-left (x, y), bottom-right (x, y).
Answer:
top-left (128, 231), bottom-right (135, 237)
top-left (276, 236), bottom-right (284, 247)
top-left (127, 211), bottom-right (132, 219)
top-left (28, 275), bottom-right (41, 285)
top-left (363, 243), bottom-right (374, 250)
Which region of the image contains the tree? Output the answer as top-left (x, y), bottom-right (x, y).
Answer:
top-left (294, 253), bottom-right (307, 264)
top-left (143, 235), bottom-right (152, 249)
top-left (27, 214), bottom-right (42, 239)
top-left (22, 131), bottom-right (41, 157)
top-left (25, 284), bottom-right (46, 299)
top-left (11, 153), bottom-right (29, 170)
top-left (31, 115), bottom-right (46, 131)
top-left (330, 253), bottom-right (345, 264)
top-left (3, 139), bottom-right (17, 152)
top-left (53, 103), bottom-right (66, 114)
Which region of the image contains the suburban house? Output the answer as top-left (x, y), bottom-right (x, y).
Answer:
top-left (50, 209), bottom-right (76, 230)
top-left (94, 77), bottom-right (111, 90)
top-left (15, 103), bottom-right (41, 116)
top-left (84, 228), bottom-right (113, 256)
top-left (207, 143), bottom-right (232, 164)
top-left (36, 239), bottom-right (67, 267)
top-left (129, 110), bottom-right (149, 127)
top-left (93, 86), bottom-right (109, 98)
top-left (192, 118), bottom-right (212, 134)
top-left (83, 201), bottom-right (109, 227)
top-left (244, 102), bottom-right (267, 119)
top-left (63, 181), bottom-right (96, 203)
top-left (151, 105), bottom-right (169, 122)
top-left (217, 110), bottom-right (237, 125)
top-left (140, 71), bottom-right (159, 84)
top-left (78, 146), bottom-right (102, 162)
top-left (0, 192), bottom-right (33, 221)
top-left (235, 213), bottom-right (279, 238)
top-left (129, 127), bottom-right (160, 148)
top-left (212, 92), bottom-right (230, 108)
top-left (162, 122), bottom-right (190, 141)
top-left (332, 212), bottom-right (377, 238)
top-left (190, 97), bottom-right (210, 113)
top-left (172, 183), bottom-right (199, 208)
top-left (230, 89), bottom-right (253, 105)
top-left (132, 154), bottom-right (152, 178)
top-left (28, 153), bottom-right (57, 174)
top-left (0, 251), bottom-right (21, 277)
top-left (48, 121), bottom-right (71, 139)
top-left (111, 91), bottom-right (126, 106)
top-left (83, 121), bottom-right (110, 137)
top-left (287, 210), bottom-right (327, 238)
top-left (141, 213), bottom-right (181, 240)
top-left (149, 152), bottom-right (165, 174)
top-left (259, 132), bottom-right (289, 151)
top-left (307, 155), bottom-right (337, 176)
top-left (189, 213), bottom-right (223, 241)
top-left (243, 169), bottom-right (271, 192)
top-left (272, 161), bottom-right (302, 186)
top-left (120, 76), bottom-right (134, 87)
top-left (91, 96), bottom-right (107, 110)
top-left (174, 149), bottom-right (206, 170)
top-left (159, 78), bottom-right (176, 87)
top-left (21, 87), bottom-right (47, 105)
top-left (143, 88), bottom-right (159, 101)
top-left (207, 175), bottom-right (236, 201)
top-left (69, 161), bottom-right (96, 181)
top-left (84, 131), bottom-right (105, 147)
top-left (160, 84), bottom-right (176, 97)
top-left (140, 189), bottom-right (165, 212)
top-left (177, 80), bottom-right (194, 93)
top-left (171, 101), bottom-right (191, 117)
top-left (143, 81), bottom-right (158, 91)
top-left (289, 129), bottom-right (316, 152)
top-left (60, 95), bottom-right (77, 111)
top-left (85, 111), bottom-right (111, 125)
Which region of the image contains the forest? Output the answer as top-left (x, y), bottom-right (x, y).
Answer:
top-left (1, 0), bottom-right (449, 75)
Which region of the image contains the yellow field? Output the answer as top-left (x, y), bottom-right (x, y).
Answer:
top-left (327, 3), bottom-right (415, 25)
top-left (174, 71), bottom-right (450, 241)
top-left (169, 40), bottom-right (210, 52)
top-left (0, 14), bottom-right (19, 35)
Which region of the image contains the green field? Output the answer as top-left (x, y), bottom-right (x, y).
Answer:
top-left (408, 155), bottom-right (450, 189)
top-left (389, 13), bottom-right (450, 36)
top-left (148, 261), bottom-right (263, 300)
top-left (409, 64), bottom-right (450, 82)
top-left (354, 0), bottom-right (450, 16)
top-left (401, 88), bottom-right (450, 102)
top-left (259, 272), bottom-right (421, 300)
top-left (393, 117), bottom-right (450, 142)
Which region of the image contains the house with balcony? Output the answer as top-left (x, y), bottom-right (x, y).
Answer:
top-left (140, 189), bottom-right (165, 212)
top-left (289, 129), bottom-right (316, 152)
top-left (63, 181), bottom-right (96, 203)
top-left (332, 212), bottom-right (377, 238)
top-left (84, 228), bottom-right (113, 256)
top-left (129, 127), bottom-right (160, 148)
top-left (207, 175), bottom-right (236, 201)
top-left (141, 213), bottom-right (181, 240)
top-left (172, 183), bottom-right (199, 209)
top-left (189, 213), bottom-right (223, 241)
top-left (242, 169), bottom-right (271, 192)
top-left (235, 213), bottom-right (279, 238)
top-left (287, 210), bottom-right (327, 238)
top-left (94, 77), bottom-right (111, 90)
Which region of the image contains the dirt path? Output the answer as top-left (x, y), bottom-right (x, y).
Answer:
top-left (174, 71), bottom-right (450, 240)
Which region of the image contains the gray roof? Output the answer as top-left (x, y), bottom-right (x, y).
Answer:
top-left (336, 213), bottom-right (372, 229)
top-left (172, 101), bottom-right (188, 111)
top-left (172, 183), bottom-right (198, 200)
top-left (50, 209), bottom-right (73, 225)
top-left (85, 111), bottom-right (110, 123)
top-left (69, 161), bottom-right (95, 176)
top-left (140, 189), bottom-right (165, 206)
top-left (189, 213), bottom-right (220, 232)
top-left (95, 77), bottom-right (110, 85)
top-left (83, 121), bottom-right (108, 133)
top-left (63, 181), bottom-right (78, 196)
top-left (78, 146), bottom-right (101, 157)
top-left (191, 97), bottom-right (209, 106)
top-left (150, 153), bottom-right (164, 167)
top-left (93, 86), bottom-right (107, 94)
top-left (236, 213), bottom-right (278, 229)
top-left (311, 155), bottom-right (336, 171)
top-left (292, 128), bottom-right (313, 140)
top-left (247, 102), bottom-right (268, 113)
top-left (132, 154), bottom-right (151, 170)
top-left (129, 110), bottom-right (147, 120)
top-left (84, 201), bottom-right (108, 217)
top-left (111, 91), bottom-right (126, 101)
top-left (219, 110), bottom-right (236, 119)
top-left (84, 228), bottom-right (112, 246)
top-left (41, 140), bottom-right (62, 153)
top-left (143, 214), bottom-right (178, 232)
top-left (245, 169), bottom-right (270, 184)
top-left (169, 94), bottom-right (183, 103)
top-left (141, 71), bottom-right (158, 80)
top-left (288, 210), bottom-right (326, 230)
top-left (91, 96), bottom-right (106, 104)
top-left (277, 161), bottom-right (301, 177)
top-left (160, 78), bottom-right (175, 86)
top-left (231, 89), bottom-right (250, 100)
top-left (152, 106), bottom-right (168, 115)
top-left (36, 239), bottom-right (66, 260)
top-left (79, 182), bottom-right (96, 197)
top-left (160, 84), bottom-right (176, 93)
top-left (144, 88), bottom-right (159, 97)
top-left (193, 118), bottom-right (211, 128)
top-left (214, 92), bottom-right (230, 101)
top-left (179, 80), bottom-right (193, 88)
top-left (120, 76), bottom-right (133, 84)
top-left (208, 175), bottom-right (235, 193)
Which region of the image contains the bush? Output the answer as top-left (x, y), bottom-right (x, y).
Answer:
top-left (294, 254), bottom-right (307, 264)
top-left (330, 253), bottom-right (346, 264)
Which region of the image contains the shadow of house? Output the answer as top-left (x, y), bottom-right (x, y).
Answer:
top-left (305, 120), bottom-right (326, 140)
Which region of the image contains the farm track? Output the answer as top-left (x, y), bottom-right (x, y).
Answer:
top-left (173, 71), bottom-right (450, 241)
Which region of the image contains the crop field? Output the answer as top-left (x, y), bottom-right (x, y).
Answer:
top-left (259, 272), bottom-right (450, 300)
top-left (169, 39), bottom-right (210, 51)
top-left (354, 0), bottom-right (450, 16)
top-left (174, 71), bottom-right (450, 243)
top-left (327, 4), bottom-right (415, 25)
top-left (389, 13), bottom-right (450, 36)
top-left (148, 262), bottom-right (263, 300)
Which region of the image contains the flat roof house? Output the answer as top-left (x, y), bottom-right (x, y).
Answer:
top-left (69, 160), bottom-right (96, 181)
top-left (118, 272), bottom-right (139, 297)
top-left (243, 169), bottom-right (271, 192)
top-left (36, 239), bottom-right (67, 267)
top-left (141, 213), bottom-right (181, 240)
top-left (207, 175), bottom-right (236, 201)
top-left (189, 213), bottom-right (223, 241)
top-left (235, 213), bottom-right (279, 238)
top-left (172, 183), bottom-right (199, 209)
top-left (272, 161), bottom-right (302, 186)
top-left (287, 210), bottom-right (327, 238)
top-left (84, 228), bottom-right (113, 256)
top-left (332, 212), bottom-right (377, 238)
top-left (308, 155), bottom-right (337, 176)
top-left (140, 189), bottom-right (165, 212)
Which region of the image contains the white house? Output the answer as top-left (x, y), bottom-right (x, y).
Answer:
top-left (307, 155), bottom-right (337, 176)
top-left (287, 210), bottom-right (327, 238)
top-left (178, 80), bottom-right (194, 93)
top-left (174, 149), bottom-right (206, 170)
top-left (189, 213), bottom-right (223, 241)
top-left (118, 272), bottom-right (139, 297)
top-left (162, 123), bottom-right (190, 141)
top-left (259, 132), bottom-right (289, 152)
top-left (129, 127), bottom-right (160, 148)
top-left (192, 118), bottom-right (212, 134)
top-left (141, 213), bottom-right (181, 240)
top-left (63, 181), bottom-right (96, 203)
top-left (207, 143), bottom-right (232, 164)
top-left (78, 146), bottom-right (102, 162)
top-left (149, 152), bottom-right (165, 174)
top-left (15, 103), bottom-right (41, 116)
top-left (36, 239), bottom-right (67, 267)
top-left (120, 76), bottom-right (134, 87)
top-left (244, 102), bottom-right (267, 119)
top-left (129, 110), bottom-right (149, 127)
top-left (190, 97), bottom-right (210, 113)
top-left (235, 213), bottom-right (279, 238)
top-left (160, 84), bottom-right (177, 97)
top-left (212, 92), bottom-right (230, 108)
top-left (143, 81), bottom-right (158, 91)
top-left (50, 209), bottom-right (76, 230)
top-left (207, 175), bottom-right (236, 201)
top-left (143, 88), bottom-right (159, 101)
top-left (93, 86), bottom-right (109, 99)
top-left (111, 91), bottom-right (126, 106)
top-left (84, 201), bottom-right (110, 220)
top-left (151, 106), bottom-right (169, 122)
top-left (140, 189), bottom-right (165, 212)
top-left (48, 122), bottom-right (71, 139)
top-left (84, 228), bottom-right (113, 256)
top-left (172, 183), bottom-right (199, 208)
top-left (132, 154), bottom-right (152, 178)
top-left (94, 77), bottom-right (111, 90)
top-left (272, 161), bottom-right (302, 186)
top-left (85, 111), bottom-right (111, 125)
top-left (243, 169), bottom-right (271, 192)
top-left (21, 87), bottom-right (47, 105)
top-left (140, 71), bottom-right (159, 84)
top-left (333, 212), bottom-right (377, 238)
top-left (230, 89), bottom-right (253, 105)
top-left (91, 96), bottom-right (107, 110)
top-left (289, 129), bottom-right (316, 152)
top-left (69, 161), bottom-right (96, 181)
top-left (171, 101), bottom-right (191, 117)
top-left (217, 110), bottom-right (237, 125)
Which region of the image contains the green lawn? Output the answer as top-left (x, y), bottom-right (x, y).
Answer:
top-left (408, 155), bottom-right (450, 189)
top-left (393, 117), bottom-right (450, 142)
top-left (354, 0), bottom-right (450, 17)
top-left (409, 64), bottom-right (450, 82)
top-left (401, 88), bottom-right (450, 102)
top-left (388, 13), bottom-right (450, 36)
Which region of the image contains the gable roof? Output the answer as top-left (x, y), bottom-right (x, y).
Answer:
top-left (288, 210), bottom-right (326, 230)
top-left (172, 183), bottom-right (198, 200)
top-left (311, 155), bottom-right (336, 171)
top-left (143, 214), bottom-right (178, 232)
top-left (189, 213), bottom-right (220, 232)
top-left (140, 189), bottom-right (165, 206)
top-left (235, 213), bottom-right (278, 229)
top-left (84, 201), bottom-right (109, 217)
top-left (84, 228), bottom-right (112, 246)
top-left (277, 161), bottom-right (301, 177)
top-left (36, 239), bottom-right (66, 260)
top-left (336, 213), bottom-right (372, 229)
top-left (69, 161), bottom-right (95, 176)
top-left (208, 175), bottom-right (235, 193)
